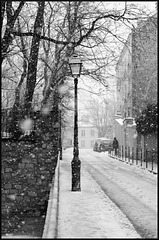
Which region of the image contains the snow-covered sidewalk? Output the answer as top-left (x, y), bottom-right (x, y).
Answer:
top-left (57, 151), bottom-right (141, 238)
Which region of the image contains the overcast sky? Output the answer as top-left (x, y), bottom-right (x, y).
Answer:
top-left (77, 1), bottom-right (156, 118)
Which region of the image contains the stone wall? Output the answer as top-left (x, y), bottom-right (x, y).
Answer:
top-left (2, 140), bottom-right (58, 217)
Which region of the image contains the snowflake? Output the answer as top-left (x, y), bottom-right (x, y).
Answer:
top-left (8, 194), bottom-right (16, 201)
top-left (30, 153), bottom-right (36, 158)
top-left (133, 133), bottom-right (137, 139)
top-left (35, 27), bottom-right (41, 34)
top-left (41, 107), bottom-right (51, 115)
top-left (19, 118), bottom-right (34, 132)
top-left (58, 84), bottom-right (69, 94)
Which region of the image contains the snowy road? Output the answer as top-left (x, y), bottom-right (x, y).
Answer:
top-left (80, 149), bottom-right (157, 239)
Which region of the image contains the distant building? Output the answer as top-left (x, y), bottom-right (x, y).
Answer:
top-left (63, 124), bottom-right (98, 149)
top-left (78, 124), bottom-right (98, 148)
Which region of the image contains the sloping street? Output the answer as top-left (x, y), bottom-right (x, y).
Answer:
top-left (1, 2), bottom-right (157, 238)
top-left (79, 149), bottom-right (157, 238)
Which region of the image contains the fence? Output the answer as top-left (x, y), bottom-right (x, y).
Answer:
top-left (109, 145), bottom-right (158, 174)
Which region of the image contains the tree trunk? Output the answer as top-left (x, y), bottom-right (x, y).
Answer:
top-left (8, 59), bottom-right (28, 139)
top-left (1, 1), bottom-right (25, 64)
top-left (23, 1), bottom-right (45, 116)
top-left (8, 18), bottom-right (28, 139)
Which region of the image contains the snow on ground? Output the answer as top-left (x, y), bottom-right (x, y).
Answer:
top-left (82, 149), bottom-right (157, 212)
top-left (57, 150), bottom-right (141, 238)
top-left (96, 150), bottom-right (157, 176)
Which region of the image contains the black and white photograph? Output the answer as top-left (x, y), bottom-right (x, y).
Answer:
top-left (1, 1), bottom-right (157, 239)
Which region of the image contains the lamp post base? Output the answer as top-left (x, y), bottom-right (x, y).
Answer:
top-left (60, 148), bottom-right (62, 160)
top-left (71, 157), bottom-right (81, 191)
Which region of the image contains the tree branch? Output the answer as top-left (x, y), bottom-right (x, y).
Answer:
top-left (11, 30), bottom-right (71, 45)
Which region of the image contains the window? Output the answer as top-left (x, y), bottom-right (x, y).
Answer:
top-left (81, 141), bottom-right (85, 147)
top-left (91, 141), bottom-right (94, 147)
top-left (81, 130), bottom-right (85, 136)
top-left (90, 130), bottom-right (94, 136)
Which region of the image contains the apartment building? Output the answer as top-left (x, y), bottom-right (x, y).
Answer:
top-left (116, 15), bottom-right (157, 119)
top-left (115, 14), bottom-right (157, 150)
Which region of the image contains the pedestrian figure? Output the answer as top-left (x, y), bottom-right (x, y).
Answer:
top-left (113, 137), bottom-right (119, 156)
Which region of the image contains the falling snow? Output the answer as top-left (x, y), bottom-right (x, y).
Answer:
top-left (1, 1), bottom-right (157, 239)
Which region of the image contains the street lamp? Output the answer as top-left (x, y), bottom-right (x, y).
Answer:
top-left (58, 104), bottom-right (62, 160)
top-left (69, 53), bottom-right (82, 191)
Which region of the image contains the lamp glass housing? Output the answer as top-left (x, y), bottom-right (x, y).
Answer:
top-left (69, 54), bottom-right (82, 78)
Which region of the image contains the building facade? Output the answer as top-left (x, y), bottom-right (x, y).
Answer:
top-left (78, 125), bottom-right (98, 148)
top-left (116, 33), bottom-right (132, 119)
top-left (115, 14), bottom-right (157, 152)
top-left (131, 15), bottom-right (157, 117)
top-left (116, 15), bottom-right (157, 119)
top-left (63, 125), bottom-right (98, 149)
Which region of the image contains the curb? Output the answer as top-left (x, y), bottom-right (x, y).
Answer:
top-left (108, 154), bottom-right (157, 175)
top-left (42, 155), bottom-right (60, 238)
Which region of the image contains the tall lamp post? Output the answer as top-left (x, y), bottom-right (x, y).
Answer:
top-left (69, 54), bottom-right (82, 191)
top-left (59, 105), bottom-right (62, 160)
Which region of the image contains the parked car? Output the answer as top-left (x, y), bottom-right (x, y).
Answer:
top-left (93, 141), bottom-right (98, 151)
top-left (93, 138), bottom-right (113, 152)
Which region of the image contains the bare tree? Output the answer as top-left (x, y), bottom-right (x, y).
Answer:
top-left (3, 2), bottom-right (153, 108)
top-left (1, 1), bottom-right (156, 138)
top-left (1, 1), bottom-right (25, 64)
top-left (23, 1), bottom-right (45, 115)
top-left (8, 18), bottom-right (29, 138)
top-left (84, 96), bottom-right (115, 137)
